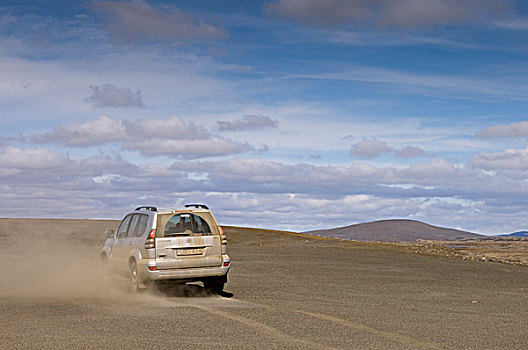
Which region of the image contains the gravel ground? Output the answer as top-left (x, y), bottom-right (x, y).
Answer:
top-left (0, 219), bottom-right (527, 349)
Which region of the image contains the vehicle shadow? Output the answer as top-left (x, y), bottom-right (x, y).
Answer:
top-left (151, 283), bottom-right (234, 298)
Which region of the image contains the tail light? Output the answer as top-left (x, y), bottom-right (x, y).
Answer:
top-left (145, 229), bottom-right (156, 249)
top-left (219, 226), bottom-right (227, 245)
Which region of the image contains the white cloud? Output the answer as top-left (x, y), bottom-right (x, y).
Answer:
top-left (217, 115), bottom-right (278, 132)
top-left (170, 156), bottom-right (502, 200)
top-left (1, 144), bottom-right (528, 233)
top-left (349, 138), bottom-right (392, 158)
top-left (470, 147), bottom-right (528, 170)
top-left (477, 121), bottom-right (528, 138)
top-left (153, 191), bottom-right (522, 235)
top-left (495, 18), bottom-right (528, 31)
top-left (85, 84), bottom-right (145, 108)
top-left (265, 0), bottom-right (510, 28)
top-left (396, 146), bottom-right (427, 158)
top-left (0, 146), bottom-right (69, 171)
top-left (126, 138), bottom-right (251, 159)
top-left (92, 0), bottom-right (226, 43)
top-left (403, 158), bottom-right (457, 180)
top-left (31, 116), bottom-right (127, 146)
top-left (196, 192), bottom-right (424, 231)
top-left (126, 116), bottom-right (210, 140)
top-left (171, 158), bottom-right (383, 194)
top-left (72, 153), bottom-right (141, 177)
top-left (30, 116), bottom-right (251, 159)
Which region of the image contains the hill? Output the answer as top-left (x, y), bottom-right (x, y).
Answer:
top-left (303, 219), bottom-right (482, 242)
top-left (498, 231), bottom-right (528, 237)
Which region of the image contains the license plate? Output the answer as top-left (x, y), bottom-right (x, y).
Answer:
top-left (176, 248), bottom-right (203, 256)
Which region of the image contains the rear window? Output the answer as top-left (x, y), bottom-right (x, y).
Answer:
top-left (127, 214), bottom-right (140, 237)
top-left (117, 215), bottom-right (132, 239)
top-left (134, 214), bottom-right (149, 237)
top-left (162, 213), bottom-right (212, 237)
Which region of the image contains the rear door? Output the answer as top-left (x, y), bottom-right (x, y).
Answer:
top-left (155, 212), bottom-right (222, 270)
top-left (131, 213), bottom-right (149, 241)
top-left (112, 214), bottom-right (133, 273)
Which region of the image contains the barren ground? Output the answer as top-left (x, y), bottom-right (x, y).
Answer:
top-left (1, 219), bottom-right (527, 349)
top-left (433, 237), bottom-right (528, 266)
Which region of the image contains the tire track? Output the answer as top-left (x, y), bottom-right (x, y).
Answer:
top-left (240, 300), bottom-right (446, 350)
top-left (297, 309), bottom-right (446, 350)
top-left (164, 294), bottom-right (445, 349)
top-left (193, 304), bottom-right (337, 350)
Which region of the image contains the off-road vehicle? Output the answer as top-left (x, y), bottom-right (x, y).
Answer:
top-left (100, 204), bottom-right (230, 293)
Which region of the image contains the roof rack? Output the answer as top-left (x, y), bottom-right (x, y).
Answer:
top-left (135, 206), bottom-right (158, 211)
top-left (184, 204), bottom-right (209, 210)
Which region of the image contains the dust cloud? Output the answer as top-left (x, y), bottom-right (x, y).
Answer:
top-left (0, 218), bottom-right (235, 307)
top-left (0, 233), bottom-right (119, 299)
top-left (0, 218), bottom-right (137, 302)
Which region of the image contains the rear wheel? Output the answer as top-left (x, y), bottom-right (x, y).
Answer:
top-left (204, 278), bottom-right (225, 294)
top-left (129, 261), bottom-right (140, 293)
top-left (101, 256), bottom-right (111, 285)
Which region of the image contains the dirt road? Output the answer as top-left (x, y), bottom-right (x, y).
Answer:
top-left (0, 219), bottom-right (527, 349)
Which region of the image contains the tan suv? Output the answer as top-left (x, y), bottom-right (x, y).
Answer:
top-left (100, 204), bottom-right (230, 293)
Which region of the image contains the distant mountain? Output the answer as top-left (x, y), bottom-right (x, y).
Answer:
top-left (303, 219), bottom-right (482, 242)
top-left (498, 231), bottom-right (528, 238)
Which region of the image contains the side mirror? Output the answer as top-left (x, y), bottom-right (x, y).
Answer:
top-left (105, 229), bottom-right (115, 238)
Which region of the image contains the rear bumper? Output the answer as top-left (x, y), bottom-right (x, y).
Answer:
top-left (138, 254), bottom-right (230, 282)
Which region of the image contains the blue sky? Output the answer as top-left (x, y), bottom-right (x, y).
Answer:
top-left (1, 0), bottom-right (528, 234)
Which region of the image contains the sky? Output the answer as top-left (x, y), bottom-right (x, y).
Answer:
top-left (1, 0), bottom-right (528, 234)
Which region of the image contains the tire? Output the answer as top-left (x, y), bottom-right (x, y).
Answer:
top-left (204, 278), bottom-right (224, 294)
top-left (101, 256), bottom-right (111, 285)
top-left (129, 261), bottom-right (140, 293)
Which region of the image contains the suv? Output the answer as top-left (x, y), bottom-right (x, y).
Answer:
top-left (100, 204), bottom-right (230, 293)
